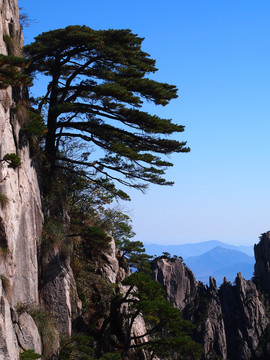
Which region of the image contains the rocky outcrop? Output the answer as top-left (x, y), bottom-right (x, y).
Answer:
top-left (14, 312), bottom-right (42, 355)
top-left (99, 239), bottom-right (129, 284)
top-left (219, 273), bottom-right (268, 360)
top-left (0, 294), bottom-right (19, 359)
top-left (254, 231), bottom-right (270, 295)
top-left (152, 258), bottom-right (197, 310)
top-left (97, 240), bottom-right (152, 360)
top-left (153, 255), bottom-right (270, 360)
top-left (200, 277), bottom-right (227, 359)
top-left (40, 252), bottom-right (81, 336)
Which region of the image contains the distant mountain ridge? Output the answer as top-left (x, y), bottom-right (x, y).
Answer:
top-left (144, 241), bottom-right (255, 285)
top-left (185, 246), bottom-right (255, 285)
top-left (144, 240), bottom-right (254, 258)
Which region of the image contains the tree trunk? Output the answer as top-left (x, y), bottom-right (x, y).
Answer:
top-left (44, 73), bottom-right (60, 181)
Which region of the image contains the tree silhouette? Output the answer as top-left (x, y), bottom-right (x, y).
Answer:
top-left (24, 26), bottom-right (189, 195)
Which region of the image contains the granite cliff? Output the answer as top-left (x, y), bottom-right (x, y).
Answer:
top-left (0, 0), bottom-right (43, 358)
top-left (152, 235), bottom-right (270, 360)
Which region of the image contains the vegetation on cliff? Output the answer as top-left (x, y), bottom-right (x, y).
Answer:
top-left (0, 54), bottom-right (31, 89)
top-left (41, 163), bottom-right (202, 359)
top-left (0, 32), bottom-right (31, 89)
top-left (18, 24), bottom-right (203, 359)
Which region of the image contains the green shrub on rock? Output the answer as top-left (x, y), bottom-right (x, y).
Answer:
top-left (2, 153), bottom-right (21, 169)
top-left (0, 54), bottom-right (31, 89)
top-left (19, 349), bottom-right (41, 360)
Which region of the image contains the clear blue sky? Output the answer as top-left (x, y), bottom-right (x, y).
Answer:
top-left (19, 0), bottom-right (270, 246)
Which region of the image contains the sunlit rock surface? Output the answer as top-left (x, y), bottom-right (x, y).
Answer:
top-left (0, 1), bottom-right (43, 357)
top-left (152, 258), bottom-right (197, 310)
top-left (153, 252), bottom-right (270, 359)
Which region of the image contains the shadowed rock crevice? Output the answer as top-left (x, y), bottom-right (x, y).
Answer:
top-left (0, 217), bottom-right (8, 249)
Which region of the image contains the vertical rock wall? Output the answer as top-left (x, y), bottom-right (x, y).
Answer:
top-left (0, 1), bottom-right (43, 358)
top-left (200, 277), bottom-right (227, 359)
top-left (152, 258), bottom-right (197, 310)
top-left (254, 231), bottom-right (270, 295)
top-left (0, 0), bottom-right (43, 308)
top-left (218, 274), bottom-right (268, 360)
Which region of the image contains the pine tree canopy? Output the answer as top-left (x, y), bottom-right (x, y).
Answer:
top-left (24, 25), bottom-right (190, 194)
top-left (120, 272), bottom-right (203, 359)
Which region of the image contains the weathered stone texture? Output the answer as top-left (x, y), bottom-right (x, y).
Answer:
top-left (219, 273), bottom-right (268, 360)
top-left (99, 239), bottom-right (129, 284)
top-left (0, 0), bottom-right (43, 307)
top-left (254, 231), bottom-right (270, 295)
top-left (40, 251), bottom-right (81, 336)
top-left (153, 256), bottom-right (270, 360)
top-left (0, 1), bottom-right (43, 358)
top-left (99, 240), bottom-right (154, 360)
top-left (202, 277), bottom-right (227, 359)
top-left (0, 295), bottom-right (19, 360)
top-left (14, 312), bottom-right (42, 354)
top-left (152, 258), bottom-right (197, 310)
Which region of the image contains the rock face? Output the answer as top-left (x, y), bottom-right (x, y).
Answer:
top-left (14, 312), bottom-right (42, 355)
top-left (153, 254), bottom-right (270, 360)
top-left (254, 231), bottom-right (270, 295)
top-left (0, 294), bottom-right (19, 359)
top-left (0, 0), bottom-right (43, 358)
top-left (0, 0), bottom-right (43, 308)
top-left (40, 251), bottom-right (81, 336)
top-left (219, 274), bottom-right (268, 360)
top-left (99, 239), bottom-right (129, 284)
top-left (152, 258), bottom-right (197, 310)
top-left (200, 277), bottom-right (227, 359)
top-left (95, 240), bottom-right (152, 360)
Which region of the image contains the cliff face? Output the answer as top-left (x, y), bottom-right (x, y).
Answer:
top-left (0, 0), bottom-right (44, 358)
top-left (198, 277), bottom-right (227, 359)
top-left (220, 274), bottom-right (268, 360)
top-left (153, 246), bottom-right (270, 360)
top-left (0, 0), bottom-right (43, 307)
top-left (254, 231), bottom-right (270, 295)
top-left (152, 258), bottom-right (197, 310)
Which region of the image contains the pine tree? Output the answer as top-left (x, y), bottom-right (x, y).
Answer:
top-left (105, 271), bottom-right (203, 359)
top-left (24, 26), bottom-right (189, 194)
